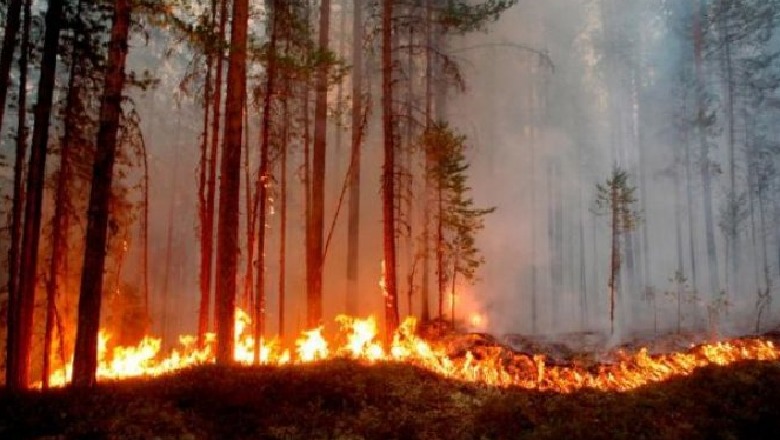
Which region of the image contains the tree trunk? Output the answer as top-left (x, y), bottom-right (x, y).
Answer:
top-left (437, 174), bottom-right (444, 320)
top-left (5, 0), bottom-right (30, 391)
top-left (382, 0), bottom-right (400, 336)
top-left (278, 75), bottom-right (289, 339)
top-left (720, 10), bottom-right (738, 297)
top-left (254, 0), bottom-right (279, 363)
top-left (199, 0), bottom-right (228, 346)
top-left (244, 93), bottom-right (256, 312)
top-left (693, 0), bottom-right (720, 299)
top-left (214, 0), bottom-right (248, 365)
top-left (161, 167), bottom-right (177, 342)
top-left (674, 119), bottom-right (686, 333)
top-left (71, 0), bottom-right (130, 388)
top-left (0, 0), bottom-right (22, 134)
top-left (7, 0), bottom-right (64, 390)
top-left (197, 0), bottom-right (215, 345)
top-left (140, 131), bottom-right (150, 329)
top-left (308, 0), bottom-right (330, 328)
top-left (609, 183), bottom-right (619, 335)
top-left (346, 0), bottom-right (363, 317)
top-left (404, 13), bottom-right (415, 317)
top-left (529, 61), bottom-right (538, 334)
top-left (450, 263), bottom-right (457, 327)
top-left (757, 184), bottom-right (771, 333)
top-left (420, 0), bottom-right (433, 322)
top-left (44, 0), bottom-right (80, 386)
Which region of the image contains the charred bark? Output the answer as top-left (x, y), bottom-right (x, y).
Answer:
top-left (44, 0), bottom-right (81, 388)
top-left (346, 0), bottom-right (364, 317)
top-left (199, 0), bottom-right (228, 346)
top-left (8, 0), bottom-right (64, 390)
top-left (382, 0), bottom-right (400, 336)
top-left (308, 0), bottom-right (330, 328)
top-left (254, 0), bottom-right (279, 363)
top-left (71, 0), bottom-right (130, 388)
top-left (5, 0), bottom-right (30, 391)
top-left (214, 0), bottom-right (248, 365)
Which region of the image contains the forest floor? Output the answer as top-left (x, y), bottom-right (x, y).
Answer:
top-left (1, 357), bottom-right (780, 440)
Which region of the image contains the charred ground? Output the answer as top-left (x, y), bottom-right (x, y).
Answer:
top-left (1, 358), bottom-right (779, 440)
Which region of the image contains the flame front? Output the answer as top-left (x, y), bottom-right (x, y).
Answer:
top-left (41, 309), bottom-right (780, 393)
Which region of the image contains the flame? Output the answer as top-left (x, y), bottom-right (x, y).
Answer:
top-left (39, 308), bottom-right (780, 393)
top-left (295, 327), bottom-right (329, 362)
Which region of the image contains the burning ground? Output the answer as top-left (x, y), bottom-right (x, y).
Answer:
top-left (1, 357), bottom-right (780, 439)
top-left (2, 321), bottom-right (780, 439)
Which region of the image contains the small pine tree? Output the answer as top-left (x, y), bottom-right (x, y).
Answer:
top-left (592, 167), bottom-right (641, 335)
top-left (425, 123), bottom-right (495, 325)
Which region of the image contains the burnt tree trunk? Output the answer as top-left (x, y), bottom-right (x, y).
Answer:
top-left (8, 0), bottom-right (64, 390)
top-left (71, 0), bottom-right (130, 388)
top-left (346, 0), bottom-right (364, 317)
top-left (214, 0), bottom-right (248, 364)
top-left (199, 0), bottom-right (228, 346)
top-left (382, 0), bottom-right (400, 336)
top-left (44, 0), bottom-right (81, 387)
top-left (5, 0), bottom-right (30, 390)
top-left (308, 0), bottom-right (330, 328)
top-left (244, 92), bottom-right (256, 312)
top-left (197, 0), bottom-right (215, 344)
top-left (420, 0), bottom-right (433, 322)
top-left (254, 0), bottom-right (279, 363)
top-left (141, 133), bottom-right (150, 328)
top-left (278, 74), bottom-right (289, 339)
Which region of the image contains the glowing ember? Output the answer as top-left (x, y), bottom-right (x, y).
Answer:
top-left (39, 308), bottom-right (780, 393)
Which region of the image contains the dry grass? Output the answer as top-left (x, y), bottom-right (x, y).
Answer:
top-left (1, 359), bottom-right (779, 439)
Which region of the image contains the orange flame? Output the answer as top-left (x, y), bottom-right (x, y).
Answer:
top-left (39, 309), bottom-right (780, 393)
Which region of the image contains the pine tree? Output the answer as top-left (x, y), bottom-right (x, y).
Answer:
top-left (72, 0), bottom-right (132, 388)
top-left (214, 0), bottom-right (248, 365)
top-left (424, 123), bottom-right (494, 325)
top-left (7, 0), bottom-right (65, 390)
top-left (592, 167), bottom-right (641, 335)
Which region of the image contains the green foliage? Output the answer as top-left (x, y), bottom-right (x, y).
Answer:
top-left (592, 167), bottom-right (641, 234)
top-left (440, 0), bottom-right (519, 34)
top-left (424, 123), bottom-right (495, 287)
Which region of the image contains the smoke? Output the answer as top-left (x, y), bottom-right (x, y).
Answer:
top-left (110, 0), bottom-right (780, 346)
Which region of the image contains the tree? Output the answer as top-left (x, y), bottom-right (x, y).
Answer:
top-left (381, 0), bottom-right (400, 337)
top-left (5, 0), bottom-right (30, 390)
top-left (0, 0), bottom-right (23, 134)
top-left (7, 0), bottom-right (65, 390)
top-left (345, 0), bottom-right (364, 316)
top-left (424, 123), bottom-right (494, 325)
top-left (71, 0), bottom-right (132, 388)
top-left (376, 0), bottom-right (517, 331)
top-left (308, 0), bottom-right (331, 328)
top-left (214, 0), bottom-right (248, 365)
top-left (692, 0), bottom-right (721, 301)
top-left (43, 0), bottom-right (86, 388)
top-left (254, 0), bottom-right (281, 362)
top-left (197, 0), bottom-right (225, 347)
top-left (592, 167), bottom-right (641, 335)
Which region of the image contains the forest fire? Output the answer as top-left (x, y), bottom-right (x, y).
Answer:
top-left (39, 309), bottom-right (780, 393)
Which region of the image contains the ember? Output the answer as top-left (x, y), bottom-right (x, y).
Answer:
top-left (39, 309), bottom-right (780, 393)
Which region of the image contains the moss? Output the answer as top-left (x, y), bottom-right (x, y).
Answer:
top-left (1, 360), bottom-right (779, 439)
